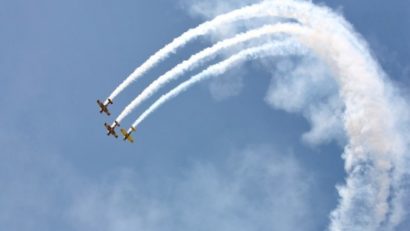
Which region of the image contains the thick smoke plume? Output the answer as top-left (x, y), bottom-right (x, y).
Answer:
top-left (114, 0), bottom-right (409, 230)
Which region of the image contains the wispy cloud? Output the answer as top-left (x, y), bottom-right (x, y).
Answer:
top-left (0, 137), bottom-right (79, 231)
top-left (208, 66), bottom-right (245, 101)
top-left (0, 128), bottom-right (321, 231)
top-left (179, 0), bottom-right (258, 19)
top-left (67, 145), bottom-right (320, 231)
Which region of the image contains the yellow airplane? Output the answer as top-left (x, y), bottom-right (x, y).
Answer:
top-left (97, 98), bottom-right (113, 116)
top-left (121, 127), bottom-right (136, 143)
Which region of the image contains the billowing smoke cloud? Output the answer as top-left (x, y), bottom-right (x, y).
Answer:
top-left (265, 56), bottom-right (346, 146)
top-left (119, 0), bottom-right (410, 230)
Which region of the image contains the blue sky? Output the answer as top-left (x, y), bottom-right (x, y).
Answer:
top-left (0, 0), bottom-right (409, 230)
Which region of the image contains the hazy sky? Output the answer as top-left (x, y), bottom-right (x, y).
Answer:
top-left (0, 0), bottom-right (409, 230)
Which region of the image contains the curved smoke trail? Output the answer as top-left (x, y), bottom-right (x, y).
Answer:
top-left (106, 0), bottom-right (361, 103)
top-left (106, 1), bottom-right (273, 102)
top-left (115, 23), bottom-right (308, 123)
top-left (123, 0), bottom-right (409, 230)
top-left (133, 40), bottom-right (304, 127)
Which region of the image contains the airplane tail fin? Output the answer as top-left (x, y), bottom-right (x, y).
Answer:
top-left (108, 98), bottom-right (113, 105)
top-left (115, 121), bottom-right (120, 127)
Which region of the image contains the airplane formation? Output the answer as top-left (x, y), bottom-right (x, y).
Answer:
top-left (97, 99), bottom-right (136, 143)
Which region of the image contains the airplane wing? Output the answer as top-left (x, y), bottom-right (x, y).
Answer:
top-left (127, 135), bottom-right (134, 143)
top-left (120, 128), bottom-right (128, 137)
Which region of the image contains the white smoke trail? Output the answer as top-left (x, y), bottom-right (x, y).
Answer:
top-left (124, 1), bottom-right (409, 230)
top-left (303, 32), bottom-right (400, 231)
top-left (106, 0), bottom-right (361, 104)
top-left (106, 1), bottom-right (275, 103)
top-left (132, 41), bottom-right (304, 128)
top-left (115, 23), bottom-right (308, 123)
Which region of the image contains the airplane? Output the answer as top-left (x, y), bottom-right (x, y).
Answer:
top-left (97, 98), bottom-right (113, 116)
top-left (104, 121), bottom-right (120, 138)
top-left (121, 127), bottom-right (136, 143)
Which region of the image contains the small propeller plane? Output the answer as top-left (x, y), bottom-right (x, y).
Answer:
top-left (121, 127), bottom-right (136, 143)
top-left (97, 98), bottom-right (113, 116)
top-left (104, 121), bottom-right (120, 138)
